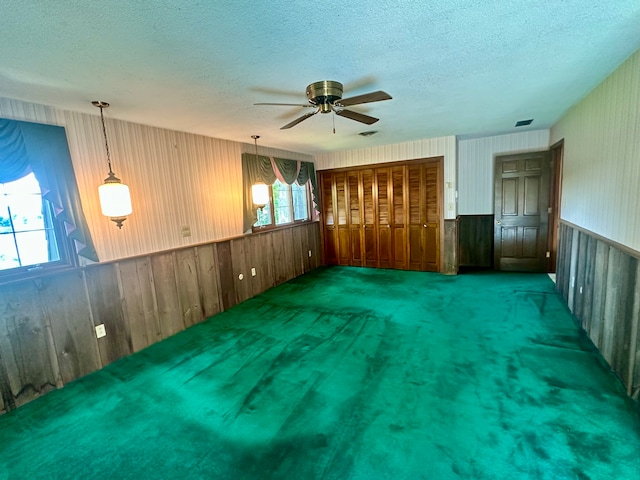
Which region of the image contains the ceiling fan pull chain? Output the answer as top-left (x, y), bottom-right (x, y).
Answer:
top-left (333, 112), bottom-right (336, 134)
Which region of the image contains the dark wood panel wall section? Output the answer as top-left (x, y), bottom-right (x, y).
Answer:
top-left (457, 215), bottom-right (494, 269)
top-left (557, 221), bottom-right (640, 403)
top-left (319, 157), bottom-right (447, 273)
top-left (0, 222), bottom-right (321, 413)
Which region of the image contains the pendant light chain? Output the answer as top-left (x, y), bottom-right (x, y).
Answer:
top-left (252, 134), bottom-right (260, 159)
top-left (98, 105), bottom-right (114, 176)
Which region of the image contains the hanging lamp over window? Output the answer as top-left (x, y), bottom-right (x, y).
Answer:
top-left (251, 135), bottom-right (269, 209)
top-left (93, 101), bottom-right (132, 229)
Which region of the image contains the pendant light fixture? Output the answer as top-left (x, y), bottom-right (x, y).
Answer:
top-left (251, 135), bottom-right (269, 209)
top-left (93, 101), bottom-right (132, 229)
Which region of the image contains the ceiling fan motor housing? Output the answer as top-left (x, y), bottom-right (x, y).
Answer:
top-left (306, 80), bottom-right (343, 113)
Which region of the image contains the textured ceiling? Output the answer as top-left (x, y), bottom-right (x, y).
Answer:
top-left (1, 1), bottom-right (639, 154)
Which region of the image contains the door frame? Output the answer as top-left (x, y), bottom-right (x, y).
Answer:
top-left (548, 140), bottom-right (564, 272)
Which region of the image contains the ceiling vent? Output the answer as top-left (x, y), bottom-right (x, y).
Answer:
top-left (515, 119), bottom-right (534, 127)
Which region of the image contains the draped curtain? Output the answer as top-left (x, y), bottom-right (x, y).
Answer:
top-left (0, 117), bottom-right (98, 262)
top-left (242, 153), bottom-right (319, 233)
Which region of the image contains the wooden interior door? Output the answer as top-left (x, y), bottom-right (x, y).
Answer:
top-left (494, 151), bottom-right (551, 272)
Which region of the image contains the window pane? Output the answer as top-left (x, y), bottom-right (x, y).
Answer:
top-left (0, 196), bottom-right (12, 234)
top-left (15, 230), bottom-right (52, 267)
top-left (273, 181), bottom-right (292, 225)
top-left (0, 233), bottom-right (20, 269)
top-left (8, 193), bottom-right (45, 232)
top-left (254, 201), bottom-right (272, 227)
top-left (292, 182), bottom-right (309, 221)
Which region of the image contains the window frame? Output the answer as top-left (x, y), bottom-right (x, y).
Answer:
top-left (252, 179), bottom-right (314, 232)
top-left (0, 184), bottom-right (78, 285)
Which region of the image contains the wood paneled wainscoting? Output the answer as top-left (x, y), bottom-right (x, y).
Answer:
top-left (0, 222), bottom-right (321, 414)
top-left (556, 221), bottom-right (640, 403)
top-left (319, 157), bottom-right (448, 272)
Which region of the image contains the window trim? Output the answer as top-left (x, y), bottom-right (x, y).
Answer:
top-left (252, 180), bottom-right (314, 232)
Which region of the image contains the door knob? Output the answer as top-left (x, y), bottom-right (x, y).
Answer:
top-left (423, 224), bottom-right (427, 228)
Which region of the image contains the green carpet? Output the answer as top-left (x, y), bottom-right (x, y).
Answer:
top-left (1, 267), bottom-right (639, 479)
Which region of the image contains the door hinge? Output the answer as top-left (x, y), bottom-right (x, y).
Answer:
top-left (546, 251), bottom-right (551, 258)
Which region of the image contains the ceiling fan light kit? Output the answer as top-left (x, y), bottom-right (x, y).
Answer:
top-left (255, 80), bottom-right (392, 130)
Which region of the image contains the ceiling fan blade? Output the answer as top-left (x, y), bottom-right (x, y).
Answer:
top-left (337, 90), bottom-right (392, 107)
top-left (334, 109), bottom-right (380, 125)
top-left (255, 102), bottom-right (315, 107)
top-left (281, 110), bottom-right (319, 129)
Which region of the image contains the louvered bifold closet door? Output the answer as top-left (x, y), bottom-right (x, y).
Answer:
top-left (321, 172), bottom-right (338, 264)
top-left (407, 164), bottom-right (426, 270)
top-left (347, 171), bottom-right (363, 266)
top-left (362, 169), bottom-right (377, 268)
top-left (335, 172), bottom-right (350, 265)
top-left (376, 168), bottom-right (393, 269)
top-left (391, 166), bottom-right (407, 269)
top-left (424, 163), bottom-right (440, 271)
top-left (407, 163), bottom-right (440, 271)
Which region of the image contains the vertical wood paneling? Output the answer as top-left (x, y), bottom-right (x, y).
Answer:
top-left (150, 254), bottom-right (185, 339)
top-left (216, 241), bottom-right (236, 311)
top-left (43, 272), bottom-right (102, 382)
top-left (552, 49), bottom-right (640, 252)
top-left (118, 258), bottom-right (162, 352)
top-left (0, 282), bottom-right (58, 408)
top-left (84, 265), bottom-right (133, 366)
top-left (174, 249), bottom-right (204, 328)
top-left (457, 130), bottom-right (550, 215)
top-left (590, 240), bottom-right (610, 348)
top-left (272, 229), bottom-right (296, 285)
top-left (558, 222), bottom-right (640, 401)
top-left (195, 244), bottom-right (223, 319)
top-left (231, 238), bottom-right (252, 304)
top-left (245, 233), bottom-right (275, 296)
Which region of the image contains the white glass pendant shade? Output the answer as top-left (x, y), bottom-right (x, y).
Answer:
top-left (99, 181), bottom-right (132, 217)
top-left (252, 182), bottom-right (269, 207)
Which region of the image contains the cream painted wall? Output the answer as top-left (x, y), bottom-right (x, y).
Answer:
top-left (551, 49), bottom-right (640, 251)
top-left (457, 130), bottom-right (550, 215)
top-left (0, 97), bottom-right (312, 262)
top-left (313, 136), bottom-right (458, 219)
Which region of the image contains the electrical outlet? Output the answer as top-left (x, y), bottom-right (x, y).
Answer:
top-left (308, 250), bottom-right (312, 257)
top-left (251, 267), bottom-right (256, 276)
top-left (181, 225), bottom-right (191, 237)
top-left (95, 324), bottom-right (106, 339)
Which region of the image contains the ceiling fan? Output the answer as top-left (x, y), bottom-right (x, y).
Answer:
top-left (255, 80), bottom-right (392, 130)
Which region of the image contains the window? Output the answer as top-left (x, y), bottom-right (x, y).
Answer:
top-left (254, 180), bottom-right (311, 228)
top-left (0, 172), bottom-right (68, 277)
